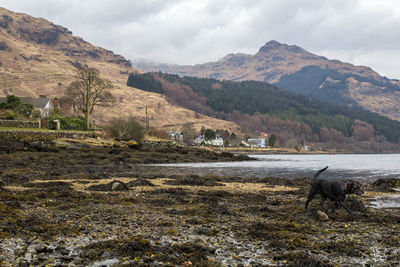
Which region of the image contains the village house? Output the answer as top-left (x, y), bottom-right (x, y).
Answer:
top-left (168, 131), bottom-right (184, 140)
top-left (193, 135), bottom-right (205, 146)
top-left (0, 95), bottom-right (75, 118)
top-left (0, 95), bottom-right (53, 117)
top-left (51, 97), bottom-right (75, 116)
top-left (20, 95), bottom-right (54, 118)
top-left (194, 135), bottom-right (224, 147)
top-left (247, 138), bottom-right (267, 148)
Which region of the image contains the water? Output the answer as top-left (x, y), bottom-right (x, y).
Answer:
top-left (153, 154), bottom-right (400, 182)
top-left (151, 153), bottom-right (400, 208)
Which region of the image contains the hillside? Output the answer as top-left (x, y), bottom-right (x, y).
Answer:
top-left (0, 7), bottom-right (241, 134)
top-left (127, 72), bottom-right (400, 150)
top-left (135, 41), bottom-right (400, 121)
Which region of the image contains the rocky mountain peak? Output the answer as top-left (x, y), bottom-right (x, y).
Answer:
top-left (258, 40), bottom-right (305, 54)
top-left (258, 40), bottom-right (281, 52)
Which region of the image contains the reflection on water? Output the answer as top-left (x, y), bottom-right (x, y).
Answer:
top-left (369, 195), bottom-right (400, 209)
top-left (152, 154), bottom-right (400, 182)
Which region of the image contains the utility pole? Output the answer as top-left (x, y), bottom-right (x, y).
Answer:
top-left (145, 106), bottom-right (149, 131)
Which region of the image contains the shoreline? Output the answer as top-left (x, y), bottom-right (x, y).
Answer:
top-left (0, 143), bottom-right (399, 266)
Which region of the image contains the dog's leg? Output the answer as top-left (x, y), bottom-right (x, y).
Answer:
top-left (319, 198), bottom-right (327, 212)
top-left (338, 201), bottom-right (353, 215)
top-left (305, 187), bottom-right (317, 209)
top-left (330, 202), bottom-right (339, 213)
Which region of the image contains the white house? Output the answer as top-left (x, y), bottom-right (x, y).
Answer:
top-left (194, 135), bottom-right (224, 147)
top-left (247, 138), bottom-right (267, 148)
top-left (168, 131), bottom-right (184, 140)
top-left (194, 135), bottom-right (205, 146)
top-left (209, 137), bottom-right (224, 147)
top-left (0, 95), bottom-right (54, 118)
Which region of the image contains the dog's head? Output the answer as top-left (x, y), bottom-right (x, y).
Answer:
top-left (347, 182), bottom-right (364, 195)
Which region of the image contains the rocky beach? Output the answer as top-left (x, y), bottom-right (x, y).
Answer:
top-left (0, 140), bottom-right (399, 266)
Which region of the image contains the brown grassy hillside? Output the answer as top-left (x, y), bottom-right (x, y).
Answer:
top-left (0, 7), bottom-right (241, 134)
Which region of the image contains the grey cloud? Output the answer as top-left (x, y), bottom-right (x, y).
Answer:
top-left (1, 0), bottom-right (400, 78)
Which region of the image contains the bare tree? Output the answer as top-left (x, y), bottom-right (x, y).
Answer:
top-left (66, 67), bottom-right (115, 130)
top-left (181, 122), bottom-right (196, 146)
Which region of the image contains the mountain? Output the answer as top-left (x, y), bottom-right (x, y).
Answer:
top-left (135, 40), bottom-right (400, 121)
top-left (0, 7), bottom-right (240, 134)
top-left (127, 72), bottom-right (400, 150)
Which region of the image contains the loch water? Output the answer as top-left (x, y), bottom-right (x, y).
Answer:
top-left (154, 154), bottom-right (400, 182)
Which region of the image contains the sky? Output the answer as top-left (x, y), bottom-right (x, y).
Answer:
top-left (1, 0), bottom-right (400, 79)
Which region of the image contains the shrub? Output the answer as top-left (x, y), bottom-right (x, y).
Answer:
top-left (47, 109), bottom-right (86, 130)
top-left (204, 129), bottom-right (216, 140)
top-left (48, 113), bottom-right (69, 129)
top-left (105, 116), bottom-right (144, 142)
top-left (31, 109), bottom-right (42, 120)
top-left (147, 127), bottom-right (170, 139)
top-left (69, 118), bottom-right (86, 131)
top-left (4, 111), bottom-right (16, 120)
top-left (15, 102), bottom-right (34, 117)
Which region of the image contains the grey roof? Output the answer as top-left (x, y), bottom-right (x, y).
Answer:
top-left (21, 97), bottom-right (51, 109)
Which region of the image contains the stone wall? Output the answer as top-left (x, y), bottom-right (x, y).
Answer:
top-left (0, 130), bottom-right (99, 142)
top-left (0, 119), bottom-right (40, 128)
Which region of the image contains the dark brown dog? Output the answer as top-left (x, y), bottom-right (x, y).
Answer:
top-left (305, 166), bottom-right (364, 214)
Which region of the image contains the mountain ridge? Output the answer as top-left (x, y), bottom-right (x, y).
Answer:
top-left (0, 7), bottom-right (241, 134)
top-left (135, 40), bottom-right (400, 121)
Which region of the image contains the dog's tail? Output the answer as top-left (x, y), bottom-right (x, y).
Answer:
top-left (313, 166), bottom-right (328, 181)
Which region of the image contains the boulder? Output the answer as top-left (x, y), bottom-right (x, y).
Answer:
top-left (373, 178), bottom-right (400, 192)
top-left (87, 180), bottom-right (128, 192)
top-left (111, 181), bottom-right (128, 191)
top-left (315, 210), bottom-right (329, 221)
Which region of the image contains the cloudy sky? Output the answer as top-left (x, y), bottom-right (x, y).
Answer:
top-left (1, 0), bottom-right (400, 78)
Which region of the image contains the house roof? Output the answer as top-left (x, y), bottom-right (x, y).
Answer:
top-left (21, 97), bottom-right (51, 109)
top-left (1, 97), bottom-right (49, 109)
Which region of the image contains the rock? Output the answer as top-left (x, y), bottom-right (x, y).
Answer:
top-left (0, 255), bottom-right (5, 262)
top-left (53, 140), bottom-right (77, 149)
top-left (111, 180), bottom-right (128, 191)
top-left (108, 149), bottom-right (121, 154)
top-left (91, 258), bottom-right (120, 267)
top-left (193, 226), bottom-right (213, 235)
top-left (127, 178), bottom-right (155, 187)
top-left (373, 178), bottom-right (400, 192)
top-left (299, 197), bottom-right (307, 203)
top-left (35, 243), bottom-right (53, 253)
top-left (113, 142), bottom-right (121, 148)
top-left (37, 253), bottom-right (48, 261)
top-left (0, 15), bottom-right (13, 28)
top-left (29, 141), bottom-right (47, 151)
top-left (346, 196), bottom-right (367, 212)
top-left (315, 210), bottom-right (329, 221)
top-left (55, 245), bottom-right (69, 255)
top-left (18, 258), bottom-right (31, 267)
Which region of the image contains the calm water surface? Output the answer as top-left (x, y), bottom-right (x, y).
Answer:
top-left (154, 154), bottom-right (400, 182)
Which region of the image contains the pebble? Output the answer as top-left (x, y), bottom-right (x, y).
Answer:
top-left (90, 258), bottom-right (120, 267)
